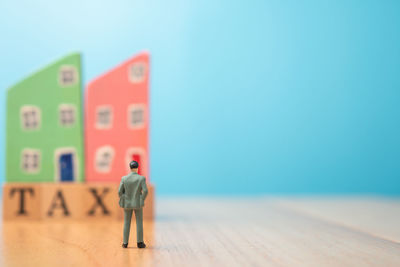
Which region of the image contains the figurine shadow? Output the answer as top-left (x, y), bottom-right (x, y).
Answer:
top-left (125, 246), bottom-right (155, 250)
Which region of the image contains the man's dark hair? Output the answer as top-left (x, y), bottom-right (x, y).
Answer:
top-left (130, 161), bottom-right (139, 169)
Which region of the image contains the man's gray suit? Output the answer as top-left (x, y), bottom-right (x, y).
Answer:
top-left (118, 172), bottom-right (148, 244)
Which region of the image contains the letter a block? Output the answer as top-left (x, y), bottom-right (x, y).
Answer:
top-left (3, 183), bottom-right (42, 220)
top-left (41, 183), bottom-right (85, 220)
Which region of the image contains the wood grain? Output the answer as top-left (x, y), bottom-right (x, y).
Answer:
top-left (275, 197), bottom-right (400, 243)
top-left (1, 196), bottom-right (400, 267)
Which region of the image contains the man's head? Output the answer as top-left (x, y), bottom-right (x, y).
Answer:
top-left (129, 161), bottom-right (139, 172)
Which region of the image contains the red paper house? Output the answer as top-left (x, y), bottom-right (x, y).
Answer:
top-left (85, 52), bottom-right (150, 182)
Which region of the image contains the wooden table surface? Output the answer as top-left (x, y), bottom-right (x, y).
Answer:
top-left (1, 196), bottom-right (400, 267)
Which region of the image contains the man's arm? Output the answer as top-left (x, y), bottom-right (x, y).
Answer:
top-left (118, 178), bottom-right (125, 197)
top-left (140, 177), bottom-right (148, 202)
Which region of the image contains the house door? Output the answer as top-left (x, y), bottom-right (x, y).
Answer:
top-left (131, 154), bottom-right (141, 174)
top-left (59, 153), bottom-right (74, 181)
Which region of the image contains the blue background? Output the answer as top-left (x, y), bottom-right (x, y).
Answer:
top-left (1, 0), bottom-right (399, 195)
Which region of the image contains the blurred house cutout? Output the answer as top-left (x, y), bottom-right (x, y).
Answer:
top-left (5, 52), bottom-right (150, 184)
top-left (85, 52), bottom-right (150, 182)
top-left (6, 54), bottom-right (84, 182)
top-left (3, 52), bottom-right (154, 221)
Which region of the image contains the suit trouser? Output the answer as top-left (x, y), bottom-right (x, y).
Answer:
top-left (123, 208), bottom-right (143, 244)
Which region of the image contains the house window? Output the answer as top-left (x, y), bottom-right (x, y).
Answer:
top-left (128, 62), bottom-right (147, 83)
top-left (59, 104), bottom-right (76, 127)
top-left (95, 146), bottom-right (115, 173)
top-left (59, 65), bottom-right (78, 86)
top-left (21, 149), bottom-right (41, 173)
top-left (95, 106), bottom-right (113, 129)
top-left (127, 104), bottom-right (145, 129)
top-left (20, 105), bottom-right (41, 130)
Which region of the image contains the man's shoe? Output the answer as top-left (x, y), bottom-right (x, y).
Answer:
top-left (122, 243), bottom-right (128, 248)
top-left (137, 242), bottom-right (146, 248)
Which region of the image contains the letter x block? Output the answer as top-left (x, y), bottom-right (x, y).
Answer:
top-left (83, 183), bottom-right (119, 220)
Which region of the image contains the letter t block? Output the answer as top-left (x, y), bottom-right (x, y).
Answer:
top-left (2, 183), bottom-right (42, 220)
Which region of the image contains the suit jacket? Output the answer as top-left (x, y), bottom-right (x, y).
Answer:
top-left (118, 172), bottom-right (148, 209)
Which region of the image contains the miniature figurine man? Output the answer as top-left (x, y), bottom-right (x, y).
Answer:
top-left (119, 160), bottom-right (148, 249)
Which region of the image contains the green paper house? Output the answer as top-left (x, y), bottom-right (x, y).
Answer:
top-left (6, 53), bottom-right (84, 182)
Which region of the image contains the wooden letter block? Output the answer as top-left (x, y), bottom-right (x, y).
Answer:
top-left (83, 183), bottom-right (119, 220)
top-left (144, 184), bottom-right (155, 220)
top-left (3, 183), bottom-right (155, 221)
top-left (41, 183), bottom-right (85, 220)
top-left (3, 183), bottom-right (42, 220)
